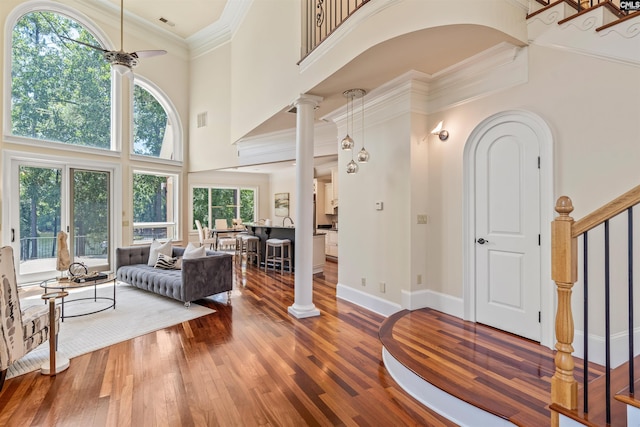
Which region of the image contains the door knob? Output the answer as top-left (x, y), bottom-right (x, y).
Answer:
top-left (476, 238), bottom-right (489, 245)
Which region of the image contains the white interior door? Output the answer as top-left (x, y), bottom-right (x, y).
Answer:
top-left (475, 121), bottom-right (541, 341)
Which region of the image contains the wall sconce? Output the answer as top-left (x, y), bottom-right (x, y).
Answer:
top-left (431, 121), bottom-right (449, 141)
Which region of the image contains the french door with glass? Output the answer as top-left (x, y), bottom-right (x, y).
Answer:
top-left (9, 161), bottom-right (111, 284)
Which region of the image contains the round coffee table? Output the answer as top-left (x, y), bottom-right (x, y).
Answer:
top-left (40, 273), bottom-right (116, 321)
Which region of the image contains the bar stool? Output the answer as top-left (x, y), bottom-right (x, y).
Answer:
top-left (243, 235), bottom-right (261, 267)
top-left (264, 238), bottom-right (292, 274)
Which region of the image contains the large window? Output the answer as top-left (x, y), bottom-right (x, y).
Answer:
top-left (11, 11), bottom-right (111, 148)
top-left (193, 187), bottom-right (256, 229)
top-left (133, 83), bottom-right (173, 160)
top-left (133, 172), bottom-right (178, 242)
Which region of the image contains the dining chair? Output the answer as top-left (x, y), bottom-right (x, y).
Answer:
top-left (195, 220), bottom-right (216, 249)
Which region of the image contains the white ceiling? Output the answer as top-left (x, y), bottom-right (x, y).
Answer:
top-left (102, 0), bottom-right (228, 39)
top-left (98, 1), bottom-right (525, 148)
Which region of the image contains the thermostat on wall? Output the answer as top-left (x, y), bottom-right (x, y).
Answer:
top-left (375, 201), bottom-right (383, 210)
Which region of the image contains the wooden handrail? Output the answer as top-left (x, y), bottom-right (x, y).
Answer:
top-left (572, 184), bottom-right (640, 236)
top-left (551, 184), bottom-right (640, 425)
top-left (551, 196), bottom-right (579, 425)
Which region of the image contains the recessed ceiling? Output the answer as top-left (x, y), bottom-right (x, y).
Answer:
top-left (103, 0), bottom-right (228, 39)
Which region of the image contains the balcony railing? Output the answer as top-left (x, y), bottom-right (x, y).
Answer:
top-left (301, 0), bottom-right (371, 58)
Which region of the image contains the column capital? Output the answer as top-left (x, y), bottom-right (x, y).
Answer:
top-left (292, 93), bottom-right (323, 109)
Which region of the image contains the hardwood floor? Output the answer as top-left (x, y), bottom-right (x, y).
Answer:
top-left (380, 309), bottom-right (607, 427)
top-left (0, 260), bottom-right (455, 426)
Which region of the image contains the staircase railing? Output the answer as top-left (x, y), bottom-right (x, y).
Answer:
top-left (551, 185), bottom-right (640, 426)
top-left (301, 0), bottom-right (371, 59)
top-left (534, 0), bottom-right (630, 14)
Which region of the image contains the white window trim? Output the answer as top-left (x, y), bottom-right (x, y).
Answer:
top-left (133, 76), bottom-right (184, 163)
top-left (3, 1), bottom-right (116, 146)
top-left (1, 149), bottom-right (123, 276)
top-left (132, 169), bottom-right (181, 243)
top-left (190, 184), bottom-right (258, 231)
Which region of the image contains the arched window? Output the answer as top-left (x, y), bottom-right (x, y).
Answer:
top-left (10, 8), bottom-right (111, 148)
top-left (133, 79), bottom-right (181, 161)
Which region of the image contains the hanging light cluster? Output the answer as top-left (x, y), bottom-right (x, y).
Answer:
top-left (341, 89), bottom-right (369, 174)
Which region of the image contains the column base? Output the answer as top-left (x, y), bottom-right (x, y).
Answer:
top-left (288, 304), bottom-right (320, 319)
top-left (40, 353), bottom-right (70, 375)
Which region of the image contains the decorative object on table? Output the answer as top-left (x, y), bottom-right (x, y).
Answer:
top-left (275, 192), bottom-right (290, 217)
top-left (68, 261), bottom-right (88, 277)
top-left (56, 231), bottom-right (71, 277)
top-left (0, 246), bottom-right (65, 391)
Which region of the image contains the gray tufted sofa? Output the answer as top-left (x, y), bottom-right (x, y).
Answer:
top-left (115, 245), bottom-right (233, 306)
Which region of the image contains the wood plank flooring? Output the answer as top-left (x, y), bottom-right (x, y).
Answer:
top-left (380, 308), bottom-right (607, 427)
top-left (0, 260), bottom-right (455, 426)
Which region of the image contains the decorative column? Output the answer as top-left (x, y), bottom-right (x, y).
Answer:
top-left (288, 94), bottom-right (322, 319)
top-left (550, 196), bottom-right (578, 426)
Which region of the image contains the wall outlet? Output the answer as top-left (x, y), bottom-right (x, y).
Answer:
top-left (361, 277), bottom-right (366, 286)
top-left (417, 274), bottom-right (422, 285)
top-left (380, 282), bottom-right (386, 293)
top-left (417, 214), bottom-right (428, 224)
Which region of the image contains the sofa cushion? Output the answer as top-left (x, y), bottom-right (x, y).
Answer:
top-left (117, 264), bottom-right (184, 301)
top-left (154, 253), bottom-right (178, 270)
top-left (183, 242), bottom-right (205, 259)
top-left (148, 240), bottom-right (172, 266)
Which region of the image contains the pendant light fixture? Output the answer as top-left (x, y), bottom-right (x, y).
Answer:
top-left (356, 90), bottom-right (369, 163)
top-left (342, 89), bottom-right (366, 174)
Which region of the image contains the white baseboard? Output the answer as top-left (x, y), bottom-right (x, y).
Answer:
top-left (572, 327), bottom-right (640, 368)
top-left (401, 289), bottom-right (464, 318)
top-left (336, 283), bottom-right (402, 317)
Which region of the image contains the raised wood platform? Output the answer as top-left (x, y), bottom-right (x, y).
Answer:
top-left (380, 308), bottom-right (607, 426)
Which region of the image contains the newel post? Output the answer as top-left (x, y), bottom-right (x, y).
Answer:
top-left (550, 196), bottom-right (578, 424)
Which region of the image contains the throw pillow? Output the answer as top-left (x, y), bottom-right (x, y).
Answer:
top-left (154, 253), bottom-right (178, 270)
top-left (148, 239), bottom-right (172, 266)
top-left (183, 242), bottom-right (206, 260)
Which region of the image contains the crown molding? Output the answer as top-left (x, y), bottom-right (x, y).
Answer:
top-left (188, 0), bottom-right (253, 59)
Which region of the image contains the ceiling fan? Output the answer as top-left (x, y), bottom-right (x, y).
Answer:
top-left (63, 0), bottom-right (166, 69)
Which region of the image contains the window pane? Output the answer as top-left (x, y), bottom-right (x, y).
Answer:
top-left (192, 187), bottom-right (209, 228)
top-left (19, 166), bottom-right (61, 269)
top-left (133, 85), bottom-right (170, 159)
top-left (133, 174), bottom-right (169, 223)
top-left (211, 188), bottom-right (237, 223)
top-left (240, 189), bottom-right (255, 223)
top-left (72, 170), bottom-right (109, 265)
top-left (11, 12), bottom-right (111, 148)
top-left (132, 172), bottom-right (176, 243)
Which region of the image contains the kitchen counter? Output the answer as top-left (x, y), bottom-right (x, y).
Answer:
top-left (245, 223), bottom-right (326, 273)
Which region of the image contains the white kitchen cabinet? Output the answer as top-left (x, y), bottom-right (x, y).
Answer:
top-left (331, 167), bottom-right (338, 204)
top-left (325, 230), bottom-right (338, 258)
top-left (324, 183), bottom-right (335, 215)
top-left (313, 234), bottom-right (326, 274)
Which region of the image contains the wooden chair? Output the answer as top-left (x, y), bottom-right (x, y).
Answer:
top-left (0, 246), bottom-right (63, 391)
top-left (195, 220), bottom-right (216, 249)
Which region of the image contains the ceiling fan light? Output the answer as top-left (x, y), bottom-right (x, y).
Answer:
top-left (112, 63), bottom-right (132, 76)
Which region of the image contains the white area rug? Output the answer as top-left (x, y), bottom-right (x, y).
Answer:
top-left (7, 283), bottom-right (215, 379)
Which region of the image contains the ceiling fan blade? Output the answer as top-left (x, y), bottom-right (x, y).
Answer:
top-left (131, 50), bottom-right (167, 59)
top-left (59, 35), bottom-right (108, 53)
